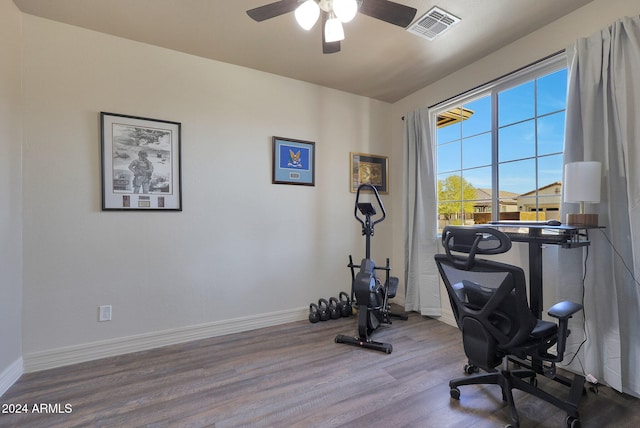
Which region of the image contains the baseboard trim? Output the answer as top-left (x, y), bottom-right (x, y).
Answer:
top-left (0, 358), bottom-right (24, 397)
top-left (24, 307), bottom-right (308, 373)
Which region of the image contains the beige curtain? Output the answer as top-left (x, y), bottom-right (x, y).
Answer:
top-left (403, 108), bottom-right (441, 316)
top-left (560, 15), bottom-right (640, 397)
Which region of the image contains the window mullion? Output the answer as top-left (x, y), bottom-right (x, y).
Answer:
top-left (491, 90), bottom-right (499, 222)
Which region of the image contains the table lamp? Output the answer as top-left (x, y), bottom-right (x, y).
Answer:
top-left (563, 161), bottom-right (601, 227)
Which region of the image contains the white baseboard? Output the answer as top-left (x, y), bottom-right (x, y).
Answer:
top-left (24, 307), bottom-right (308, 373)
top-left (0, 358), bottom-right (23, 397)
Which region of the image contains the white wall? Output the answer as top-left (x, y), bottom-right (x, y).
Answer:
top-left (0, 0), bottom-right (24, 395)
top-left (20, 15), bottom-right (392, 369)
top-left (388, 0), bottom-right (640, 323)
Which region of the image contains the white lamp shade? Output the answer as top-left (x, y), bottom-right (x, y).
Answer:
top-left (333, 0), bottom-right (358, 23)
top-left (563, 161), bottom-right (602, 203)
top-left (325, 16), bottom-right (345, 42)
top-left (295, 0), bottom-right (320, 31)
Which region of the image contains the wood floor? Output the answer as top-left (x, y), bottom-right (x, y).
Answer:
top-left (2, 310), bottom-right (639, 428)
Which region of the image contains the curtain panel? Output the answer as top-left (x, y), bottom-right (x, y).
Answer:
top-left (403, 108), bottom-right (441, 316)
top-left (561, 15), bottom-right (640, 397)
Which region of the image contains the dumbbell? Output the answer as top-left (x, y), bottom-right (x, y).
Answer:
top-left (308, 303), bottom-right (320, 323)
top-left (317, 298), bottom-right (331, 321)
top-left (338, 291), bottom-right (352, 317)
top-left (328, 297), bottom-right (341, 320)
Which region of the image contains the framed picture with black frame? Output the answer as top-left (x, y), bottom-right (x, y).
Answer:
top-left (272, 136), bottom-right (315, 186)
top-left (100, 112), bottom-right (182, 211)
top-left (350, 152), bottom-right (388, 194)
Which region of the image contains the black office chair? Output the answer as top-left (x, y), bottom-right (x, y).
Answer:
top-left (434, 226), bottom-right (586, 428)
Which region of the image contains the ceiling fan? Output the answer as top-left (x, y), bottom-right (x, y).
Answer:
top-left (246, 0), bottom-right (417, 54)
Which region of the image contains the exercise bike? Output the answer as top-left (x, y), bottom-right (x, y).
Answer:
top-left (335, 183), bottom-right (407, 354)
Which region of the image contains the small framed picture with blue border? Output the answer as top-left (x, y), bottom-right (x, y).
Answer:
top-left (272, 136), bottom-right (315, 186)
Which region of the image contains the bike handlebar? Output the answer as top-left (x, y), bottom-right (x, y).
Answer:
top-left (354, 183), bottom-right (386, 228)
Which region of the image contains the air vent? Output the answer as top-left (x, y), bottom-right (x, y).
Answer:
top-left (407, 6), bottom-right (460, 41)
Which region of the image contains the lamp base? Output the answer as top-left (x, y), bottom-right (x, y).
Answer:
top-left (566, 213), bottom-right (599, 227)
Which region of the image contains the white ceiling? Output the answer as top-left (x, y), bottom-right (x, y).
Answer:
top-left (12, 0), bottom-right (594, 103)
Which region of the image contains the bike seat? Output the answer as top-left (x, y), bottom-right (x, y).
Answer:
top-left (386, 276), bottom-right (399, 298)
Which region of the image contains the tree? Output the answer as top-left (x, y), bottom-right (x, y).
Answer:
top-left (438, 175), bottom-right (477, 223)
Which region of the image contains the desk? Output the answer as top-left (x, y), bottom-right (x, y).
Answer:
top-left (486, 222), bottom-right (596, 392)
top-left (486, 221), bottom-right (593, 319)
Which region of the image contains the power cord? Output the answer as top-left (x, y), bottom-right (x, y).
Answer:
top-left (563, 232), bottom-right (597, 392)
top-left (564, 239), bottom-right (588, 368)
top-left (564, 227), bottom-right (640, 393)
top-left (597, 228), bottom-right (640, 287)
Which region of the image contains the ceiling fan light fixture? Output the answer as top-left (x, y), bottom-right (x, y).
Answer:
top-left (295, 0), bottom-right (320, 31)
top-left (333, 0), bottom-right (358, 23)
top-left (247, 0), bottom-right (417, 54)
top-left (324, 13), bottom-right (345, 42)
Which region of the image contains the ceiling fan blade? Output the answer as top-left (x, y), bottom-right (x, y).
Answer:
top-left (246, 0), bottom-right (299, 22)
top-left (358, 0), bottom-right (417, 28)
top-left (322, 12), bottom-right (341, 54)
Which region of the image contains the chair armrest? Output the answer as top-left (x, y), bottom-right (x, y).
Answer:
top-left (546, 300), bottom-right (583, 362)
top-left (547, 301), bottom-right (583, 319)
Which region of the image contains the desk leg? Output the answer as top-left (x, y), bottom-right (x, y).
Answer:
top-left (529, 241), bottom-right (543, 319)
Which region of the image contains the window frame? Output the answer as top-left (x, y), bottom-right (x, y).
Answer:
top-left (431, 52), bottom-right (567, 226)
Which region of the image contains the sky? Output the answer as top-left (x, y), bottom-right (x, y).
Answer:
top-left (436, 68), bottom-right (568, 197)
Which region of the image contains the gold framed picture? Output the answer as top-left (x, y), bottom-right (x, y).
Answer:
top-left (350, 152), bottom-right (388, 194)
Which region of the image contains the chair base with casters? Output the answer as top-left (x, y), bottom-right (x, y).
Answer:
top-left (450, 357), bottom-right (585, 428)
top-left (435, 226), bottom-right (586, 428)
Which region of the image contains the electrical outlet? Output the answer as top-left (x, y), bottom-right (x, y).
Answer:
top-left (99, 305), bottom-right (112, 322)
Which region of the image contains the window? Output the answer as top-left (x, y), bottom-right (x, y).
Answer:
top-left (433, 54), bottom-right (567, 231)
